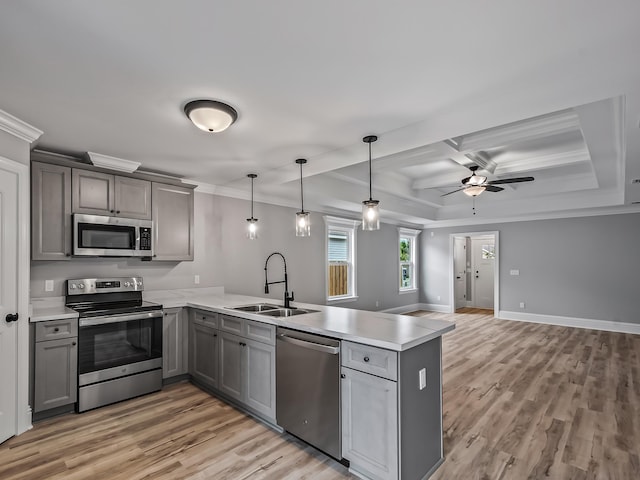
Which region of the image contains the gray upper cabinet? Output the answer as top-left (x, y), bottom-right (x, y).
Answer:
top-left (152, 182), bottom-right (194, 261)
top-left (31, 162), bottom-right (72, 260)
top-left (72, 169), bottom-right (151, 219)
top-left (114, 176), bottom-right (152, 219)
top-left (72, 169), bottom-right (115, 215)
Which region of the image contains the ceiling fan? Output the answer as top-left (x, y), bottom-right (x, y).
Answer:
top-left (442, 166), bottom-right (534, 197)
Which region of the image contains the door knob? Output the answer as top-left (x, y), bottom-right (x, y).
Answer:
top-left (5, 313), bottom-right (18, 323)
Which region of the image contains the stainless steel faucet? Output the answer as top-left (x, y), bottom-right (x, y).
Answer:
top-left (264, 252), bottom-right (294, 308)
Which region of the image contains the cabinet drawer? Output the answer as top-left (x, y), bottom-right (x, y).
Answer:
top-left (245, 319), bottom-right (275, 345)
top-left (192, 310), bottom-right (218, 328)
top-left (341, 341), bottom-right (397, 381)
top-left (35, 318), bottom-right (78, 342)
top-left (219, 315), bottom-right (243, 335)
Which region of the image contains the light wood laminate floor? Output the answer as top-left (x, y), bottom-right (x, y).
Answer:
top-left (2, 309), bottom-right (639, 479)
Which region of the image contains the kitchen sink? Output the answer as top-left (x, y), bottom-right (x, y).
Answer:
top-left (228, 303), bottom-right (281, 312)
top-left (257, 307), bottom-right (319, 318)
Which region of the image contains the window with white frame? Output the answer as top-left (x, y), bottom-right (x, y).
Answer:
top-left (398, 228), bottom-right (420, 292)
top-left (324, 216), bottom-right (359, 301)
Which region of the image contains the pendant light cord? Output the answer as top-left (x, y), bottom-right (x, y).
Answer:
top-left (251, 176), bottom-right (254, 218)
top-left (368, 141), bottom-right (373, 201)
top-left (299, 162), bottom-right (305, 213)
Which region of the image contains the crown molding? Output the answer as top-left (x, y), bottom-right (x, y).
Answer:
top-left (0, 109), bottom-right (43, 143)
top-left (88, 152), bottom-right (140, 173)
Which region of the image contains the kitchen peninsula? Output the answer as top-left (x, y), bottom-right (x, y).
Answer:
top-left (31, 290), bottom-right (454, 480)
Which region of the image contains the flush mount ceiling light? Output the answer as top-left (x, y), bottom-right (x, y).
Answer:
top-left (362, 135), bottom-right (380, 231)
top-left (184, 99), bottom-right (238, 132)
top-left (295, 159), bottom-right (310, 237)
top-left (247, 174), bottom-right (258, 240)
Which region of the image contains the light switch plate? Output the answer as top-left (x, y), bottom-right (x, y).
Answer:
top-left (510, 269), bottom-right (520, 276)
top-left (419, 368), bottom-right (427, 390)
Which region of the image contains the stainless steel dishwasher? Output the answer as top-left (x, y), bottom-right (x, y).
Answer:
top-left (276, 327), bottom-right (342, 460)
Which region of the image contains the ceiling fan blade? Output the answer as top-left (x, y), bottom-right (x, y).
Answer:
top-left (441, 187), bottom-right (465, 197)
top-left (488, 176), bottom-right (534, 185)
top-left (485, 185), bottom-right (504, 193)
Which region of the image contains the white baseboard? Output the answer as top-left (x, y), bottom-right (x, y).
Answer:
top-left (499, 310), bottom-right (640, 335)
top-left (381, 303), bottom-right (451, 314)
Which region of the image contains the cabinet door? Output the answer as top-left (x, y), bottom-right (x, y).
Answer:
top-left (219, 332), bottom-right (243, 401)
top-left (72, 169), bottom-right (115, 215)
top-left (31, 162), bottom-right (72, 260)
top-left (244, 339), bottom-right (275, 419)
top-left (163, 308), bottom-right (187, 379)
top-left (190, 322), bottom-right (218, 389)
top-left (341, 367), bottom-right (398, 480)
top-left (34, 337), bottom-right (78, 412)
top-left (152, 183), bottom-right (194, 261)
top-left (114, 176), bottom-right (152, 219)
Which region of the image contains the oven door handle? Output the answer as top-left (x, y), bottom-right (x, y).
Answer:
top-left (79, 310), bottom-right (163, 327)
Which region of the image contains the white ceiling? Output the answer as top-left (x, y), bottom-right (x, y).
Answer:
top-left (2, 1), bottom-right (640, 227)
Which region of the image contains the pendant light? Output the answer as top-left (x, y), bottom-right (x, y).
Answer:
top-left (295, 159), bottom-right (310, 237)
top-left (246, 174), bottom-right (258, 239)
top-left (362, 135), bottom-right (380, 230)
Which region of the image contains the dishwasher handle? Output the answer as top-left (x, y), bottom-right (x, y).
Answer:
top-left (277, 333), bottom-right (340, 355)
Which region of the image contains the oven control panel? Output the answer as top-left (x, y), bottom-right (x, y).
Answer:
top-left (67, 277), bottom-right (144, 295)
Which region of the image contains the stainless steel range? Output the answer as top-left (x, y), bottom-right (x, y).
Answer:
top-left (66, 277), bottom-right (163, 412)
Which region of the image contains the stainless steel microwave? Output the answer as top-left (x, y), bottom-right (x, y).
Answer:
top-left (73, 214), bottom-right (153, 257)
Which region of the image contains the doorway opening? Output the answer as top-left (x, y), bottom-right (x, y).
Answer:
top-left (449, 231), bottom-right (499, 316)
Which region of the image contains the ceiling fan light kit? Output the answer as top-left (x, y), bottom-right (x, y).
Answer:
top-left (184, 99), bottom-right (238, 132)
top-left (362, 135), bottom-right (380, 231)
top-left (463, 185), bottom-right (486, 197)
top-left (295, 158), bottom-right (311, 237)
top-left (442, 165), bottom-right (535, 198)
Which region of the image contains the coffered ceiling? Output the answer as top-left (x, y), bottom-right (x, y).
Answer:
top-left (1, 1), bottom-right (640, 227)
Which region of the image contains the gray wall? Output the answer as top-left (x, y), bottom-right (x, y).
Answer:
top-left (31, 192), bottom-right (418, 312)
top-left (216, 196), bottom-right (419, 311)
top-left (421, 212), bottom-right (640, 324)
top-left (30, 192), bottom-right (225, 296)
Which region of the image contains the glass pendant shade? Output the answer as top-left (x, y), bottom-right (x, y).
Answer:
top-left (295, 158), bottom-right (310, 237)
top-left (246, 173), bottom-right (258, 239)
top-left (463, 185), bottom-right (486, 197)
top-left (362, 135), bottom-right (380, 230)
top-left (362, 200), bottom-right (380, 230)
top-left (296, 211), bottom-right (311, 237)
top-left (247, 218), bottom-right (258, 239)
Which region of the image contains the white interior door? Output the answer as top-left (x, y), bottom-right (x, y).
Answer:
top-left (471, 237), bottom-right (495, 309)
top-left (453, 237), bottom-right (467, 309)
top-left (0, 164), bottom-right (19, 444)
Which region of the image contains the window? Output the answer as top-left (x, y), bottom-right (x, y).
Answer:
top-left (324, 216), bottom-right (359, 302)
top-left (398, 228), bottom-right (420, 292)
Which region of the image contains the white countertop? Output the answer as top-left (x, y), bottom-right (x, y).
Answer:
top-left (31, 289), bottom-right (455, 351)
top-left (149, 291), bottom-right (455, 351)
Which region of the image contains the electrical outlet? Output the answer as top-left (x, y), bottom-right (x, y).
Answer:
top-left (194, 275), bottom-right (200, 285)
top-left (375, 300), bottom-right (379, 308)
top-left (437, 295), bottom-right (441, 301)
top-left (45, 280), bottom-right (54, 292)
top-left (519, 302), bottom-right (525, 309)
top-left (419, 368), bottom-right (427, 390)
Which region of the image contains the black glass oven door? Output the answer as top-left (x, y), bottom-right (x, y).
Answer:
top-left (78, 316), bottom-right (162, 375)
top-left (78, 223), bottom-right (136, 250)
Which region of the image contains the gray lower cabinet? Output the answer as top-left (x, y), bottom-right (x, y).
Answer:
top-left (341, 367), bottom-right (398, 480)
top-left (218, 331), bottom-right (276, 420)
top-left (341, 339), bottom-right (443, 480)
top-left (189, 314), bottom-right (219, 389)
top-left (163, 307), bottom-right (188, 379)
top-left (152, 182), bottom-right (194, 261)
top-left (33, 319), bottom-right (78, 413)
top-left (31, 161), bottom-right (72, 260)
